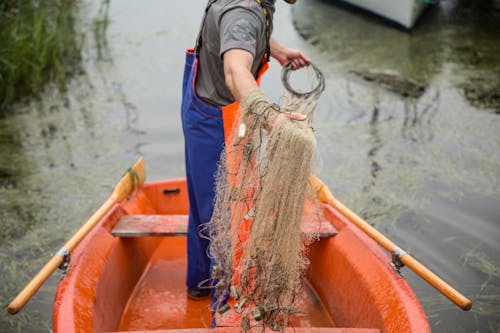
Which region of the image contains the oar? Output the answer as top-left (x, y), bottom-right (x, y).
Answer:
top-left (7, 157), bottom-right (146, 315)
top-left (309, 174), bottom-right (472, 311)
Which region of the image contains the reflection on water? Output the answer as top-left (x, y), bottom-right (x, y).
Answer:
top-left (294, 0), bottom-right (500, 331)
top-left (294, 0), bottom-right (500, 113)
top-left (363, 101), bottom-right (382, 196)
top-left (401, 93), bottom-right (439, 143)
top-left (0, 0), bottom-right (499, 332)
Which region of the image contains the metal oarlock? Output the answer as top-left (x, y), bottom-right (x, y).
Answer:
top-left (56, 247), bottom-right (71, 276)
top-left (390, 246), bottom-right (407, 276)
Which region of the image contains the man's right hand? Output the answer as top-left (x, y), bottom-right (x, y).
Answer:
top-left (266, 110), bottom-right (307, 131)
top-left (240, 89), bottom-right (307, 131)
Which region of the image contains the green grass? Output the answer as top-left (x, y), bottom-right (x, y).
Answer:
top-left (0, 0), bottom-right (83, 113)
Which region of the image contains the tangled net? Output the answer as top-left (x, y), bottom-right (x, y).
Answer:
top-left (203, 62), bottom-right (325, 332)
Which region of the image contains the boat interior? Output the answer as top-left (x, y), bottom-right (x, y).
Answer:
top-left (53, 179), bottom-right (427, 333)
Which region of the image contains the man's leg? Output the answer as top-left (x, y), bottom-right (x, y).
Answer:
top-left (182, 102), bottom-right (225, 298)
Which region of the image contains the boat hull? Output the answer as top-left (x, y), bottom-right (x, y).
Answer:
top-left (335, 0), bottom-right (428, 28)
top-left (53, 178), bottom-right (429, 332)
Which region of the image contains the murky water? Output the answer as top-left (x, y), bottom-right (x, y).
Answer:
top-left (0, 0), bottom-right (499, 332)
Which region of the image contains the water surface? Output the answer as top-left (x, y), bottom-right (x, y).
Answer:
top-left (0, 0), bottom-right (499, 332)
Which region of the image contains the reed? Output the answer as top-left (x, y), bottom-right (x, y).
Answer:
top-left (92, 0), bottom-right (111, 60)
top-left (0, 0), bottom-right (83, 113)
top-left (462, 248), bottom-right (500, 292)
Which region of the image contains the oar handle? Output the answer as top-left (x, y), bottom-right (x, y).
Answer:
top-left (400, 254), bottom-right (472, 310)
top-left (8, 157), bottom-right (145, 315)
top-left (7, 255), bottom-right (64, 314)
top-left (7, 197), bottom-right (117, 314)
top-left (309, 175), bottom-right (472, 311)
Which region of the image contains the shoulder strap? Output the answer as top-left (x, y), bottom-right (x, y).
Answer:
top-left (254, 0), bottom-right (271, 63)
top-left (195, 0), bottom-right (218, 57)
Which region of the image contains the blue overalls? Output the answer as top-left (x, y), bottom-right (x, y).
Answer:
top-left (181, 49), bottom-right (269, 293)
top-left (181, 48), bottom-right (225, 293)
top-left (180, 0), bottom-right (271, 318)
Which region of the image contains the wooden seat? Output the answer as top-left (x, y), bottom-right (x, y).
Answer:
top-left (112, 214), bottom-right (337, 238)
top-left (112, 215), bottom-right (188, 237)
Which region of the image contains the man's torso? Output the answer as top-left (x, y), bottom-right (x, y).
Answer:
top-left (195, 0), bottom-right (275, 107)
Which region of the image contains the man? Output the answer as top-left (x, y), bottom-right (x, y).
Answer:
top-left (181, 0), bottom-right (310, 300)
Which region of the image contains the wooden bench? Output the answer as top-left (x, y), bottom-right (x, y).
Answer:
top-left (112, 214), bottom-right (337, 238)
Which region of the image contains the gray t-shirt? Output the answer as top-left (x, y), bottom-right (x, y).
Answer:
top-left (195, 0), bottom-right (275, 107)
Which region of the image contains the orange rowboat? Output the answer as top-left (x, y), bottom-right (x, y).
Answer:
top-left (50, 171), bottom-right (430, 333)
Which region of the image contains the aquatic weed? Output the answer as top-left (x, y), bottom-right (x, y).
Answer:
top-left (0, 0), bottom-right (83, 113)
top-left (462, 248), bottom-right (500, 292)
top-left (92, 0), bottom-right (110, 60)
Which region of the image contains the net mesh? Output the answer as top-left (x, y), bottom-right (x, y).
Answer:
top-left (202, 63), bottom-right (325, 332)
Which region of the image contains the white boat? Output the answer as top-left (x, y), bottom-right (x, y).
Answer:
top-left (338, 0), bottom-right (429, 29)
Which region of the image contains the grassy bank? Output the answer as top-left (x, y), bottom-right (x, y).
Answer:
top-left (0, 0), bottom-right (83, 113)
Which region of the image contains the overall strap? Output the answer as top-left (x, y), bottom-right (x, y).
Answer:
top-left (195, 0), bottom-right (271, 63)
top-left (254, 0), bottom-right (271, 63)
top-left (195, 0), bottom-right (218, 57)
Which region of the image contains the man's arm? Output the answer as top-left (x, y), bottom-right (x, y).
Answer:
top-left (223, 49), bottom-right (259, 103)
top-left (270, 38), bottom-right (310, 70)
top-left (223, 37), bottom-right (311, 103)
top-left (223, 48), bottom-right (306, 125)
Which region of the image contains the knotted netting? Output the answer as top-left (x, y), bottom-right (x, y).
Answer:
top-left (203, 62), bottom-right (325, 332)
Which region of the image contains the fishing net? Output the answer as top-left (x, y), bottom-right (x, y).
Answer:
top-left (203, 62), bottom-right (325, 332)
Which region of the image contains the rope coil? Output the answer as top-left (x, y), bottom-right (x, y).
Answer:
top-left (281, 61), bottom-right (325, 100)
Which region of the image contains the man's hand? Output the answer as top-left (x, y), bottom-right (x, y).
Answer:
top-left (266, 110), bottom-right (306, 131)
top-left (240, 89), bottom-right (307, 132)
top-left (270, 38), bottom-right (311, 70)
